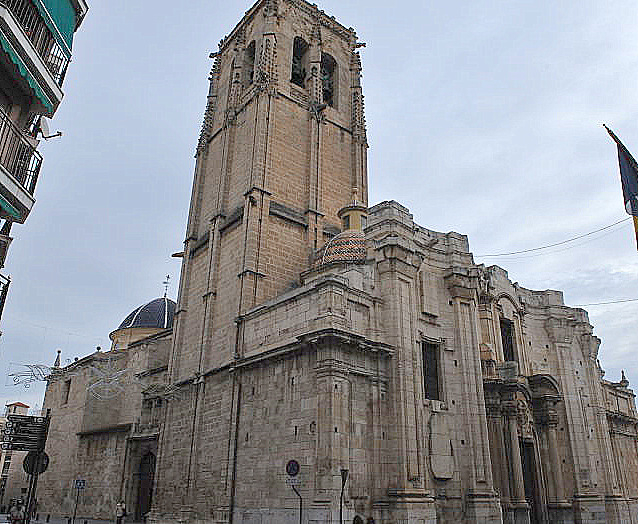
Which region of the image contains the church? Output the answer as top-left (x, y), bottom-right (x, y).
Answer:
top-left (39, 1), bottom-right (638, 523)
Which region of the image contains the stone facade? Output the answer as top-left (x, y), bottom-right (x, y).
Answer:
top-left (37, 1), bottom-right (638, 523)
top-left (150, 196), bottom-right (638, 524)
top-left (39, 325), bottom-right (172, 522)
top-left (147, 2), bottom-right (638, 523)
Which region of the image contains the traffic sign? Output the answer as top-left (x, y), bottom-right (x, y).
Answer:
top-left (2, 414), bottom-right (49, 452)
top-left (286, 459), bottom-right (300, 477)
top-left (74, 479), bottom-right (86, 490)
top-left (285, 477), bottom-right (300, 486)
top-left (23, 452), bottom-right (49, 475)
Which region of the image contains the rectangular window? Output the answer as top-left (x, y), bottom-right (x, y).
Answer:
top-left (62, 379), bottom-right (71, 405)
top-left (500, 318), bottom-right (516, 362)
top-left (422, 342), bottom-right (440, 400)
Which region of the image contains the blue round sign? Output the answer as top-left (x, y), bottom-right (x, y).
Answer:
top-left (286, 459), bottom-right (300, 477)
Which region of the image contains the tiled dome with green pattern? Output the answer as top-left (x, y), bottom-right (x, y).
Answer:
top-left (321, 229), bottom-right (367, 265)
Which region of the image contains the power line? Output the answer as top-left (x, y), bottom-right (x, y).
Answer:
top-left (482, 221), bottom-right (631, 261)
top-left (573, 298), bottom-right (638, 307)
top-left (2, 314), bottom-right (106, 344)
top-left (477, 217), bottom-right (631, 257)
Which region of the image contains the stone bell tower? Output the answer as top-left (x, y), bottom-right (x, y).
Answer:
top-left (169, 0), bottom-right (369, 382)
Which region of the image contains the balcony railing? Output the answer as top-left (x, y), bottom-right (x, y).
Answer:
top-left (0, 273), bottom-right (10, 324)
top-left (0, 107), bottom-right (42, 195)
top-left (1, 0), bottom-right (70, 85)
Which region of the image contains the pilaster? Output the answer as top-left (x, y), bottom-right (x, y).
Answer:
top-left (445, 267), bottom-right (502, 521)
top-left (372, 243), bottom-right (437, 524)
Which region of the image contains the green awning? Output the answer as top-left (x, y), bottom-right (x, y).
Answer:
top-left (0, 194), bottom-right (21, 221)
top-left (32, 0), bottom-right (75, 53)
top-left (0, 30), bottom-right (53, 113)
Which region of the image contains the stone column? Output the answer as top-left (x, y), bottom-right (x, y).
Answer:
top-left (503, 399), bottom-right (526, 504)
top-left (485, 393), bottom-right (510, 504)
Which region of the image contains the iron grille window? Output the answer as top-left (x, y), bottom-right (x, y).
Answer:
top-left (422, 342), bottom-right (440, 400)
top-left (500, 318), bottom-right (516, 362)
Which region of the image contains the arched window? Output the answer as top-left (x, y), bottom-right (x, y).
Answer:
top-left (321, 53), bottom-right (337, 107)
top-left (500, 317), bottom-right (516, 362)
top-left (291, 37), bottom-right (309, 88)
top-left (244, 41), bottom-right (256, 87)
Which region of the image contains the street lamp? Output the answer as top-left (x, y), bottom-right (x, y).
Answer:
top-left (340, 468), bottom-right (349, 524)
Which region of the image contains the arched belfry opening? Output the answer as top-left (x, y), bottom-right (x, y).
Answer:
top-left (244, 41), bottom-right (256, 87)
top-left (321, 52), bottom-right (337, 107)
top-left (291, 37), bottom-right (308, 88)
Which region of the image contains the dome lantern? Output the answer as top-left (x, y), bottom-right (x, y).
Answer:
top-left (320, 189), bottom-right (368, 266)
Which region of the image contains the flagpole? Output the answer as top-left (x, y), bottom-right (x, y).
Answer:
top-left (604, 124), bottom-right (638, 251)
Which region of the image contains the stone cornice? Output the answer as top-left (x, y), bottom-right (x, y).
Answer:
top-left (219, 0), bottom-right (356, 56)
top-left (444, 266), bottom-right (479, 300)
top-left (231, 328), bottom-right (393, 372)
top-left (298, 327), bottom-right (394, 356)
top-left (77, 423), bottom-right (132, 437)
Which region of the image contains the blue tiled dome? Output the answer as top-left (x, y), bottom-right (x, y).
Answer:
top-left (117, 297), bottom-right (176, 331)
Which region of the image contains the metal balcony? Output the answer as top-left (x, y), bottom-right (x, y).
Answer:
top-left (0, 107), bottom-right (41, 197)
top-left (0, 0), bottom-right (70, 86)
top-left (0, 273), bottom-right (10, 324)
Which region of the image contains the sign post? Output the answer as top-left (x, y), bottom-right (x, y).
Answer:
top-left (285, 460), bottom-right (302, 524)
top-left (72, 479), bottom-right (85, 524)
top-left (2, 410), bottom-right (51, 524)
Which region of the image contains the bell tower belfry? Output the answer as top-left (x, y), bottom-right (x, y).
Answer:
top-left (170, 0), bottom-right (368, 380)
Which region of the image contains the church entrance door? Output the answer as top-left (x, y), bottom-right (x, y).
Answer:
top-left (520, 440), bottom-right (542, 524)
top-left (137, 452), bottom-right (156, 520)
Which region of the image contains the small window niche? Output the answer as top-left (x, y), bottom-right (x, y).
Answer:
top-left (321, 53), bottom-right (337, 107)
top-left (342, 215), bottom-right (350, 230)
top-left (422, 342), bottom-right (440, 401)
top-left (291, 37), bottom-right (309, 88)
top-left (62, 379), bottom-right (71, 405)
top-left (500, 318), bottom-right (516, 362)
top-left (244, 41), bottom-right (256, 87)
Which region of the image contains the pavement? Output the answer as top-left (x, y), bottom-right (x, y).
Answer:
top-left (0, 518), bottom-right (144, 524)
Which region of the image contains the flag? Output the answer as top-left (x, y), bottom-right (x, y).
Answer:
top-left (604, 124), bottom-right (638, 249)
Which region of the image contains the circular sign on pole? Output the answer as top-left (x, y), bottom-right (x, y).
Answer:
top-left (23, 451), bottom-right (49, 475)
top-left (286, 459), bottom-right (300, 477)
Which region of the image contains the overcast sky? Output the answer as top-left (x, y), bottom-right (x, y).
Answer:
top-left (1, 0), bottom-right (637, 410)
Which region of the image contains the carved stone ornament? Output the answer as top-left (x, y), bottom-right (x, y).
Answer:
top-left (517, 398), bottom-right (534, 439)
top-left (477, 266), bottom-right (493, 301)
